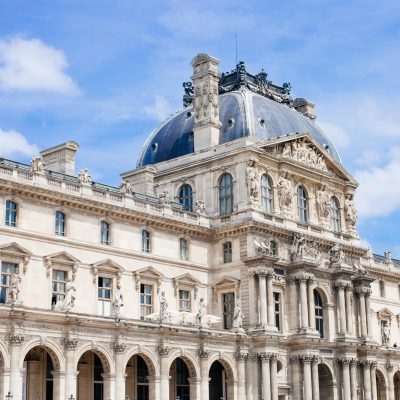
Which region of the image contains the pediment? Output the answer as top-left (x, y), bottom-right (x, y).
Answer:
top-left (45, 251), bottom-right (80, 266)
top-left (134, 266), bottom-right (164, 293)
top-left (263, 133), bottom-right (356, 183)
top-left (377, 307), bottom-right (394, 317)
top-left (215, 276), bottom-right (240, 287)
top-left (0, 242), bottom-right (32, 272)
top-left (91, 259), bottom-right (124, 273)
top-left (173, 273), bottom-right (201, 286)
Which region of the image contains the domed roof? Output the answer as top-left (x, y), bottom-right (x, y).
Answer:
top-left (137, 89), bottom-right (340, 168)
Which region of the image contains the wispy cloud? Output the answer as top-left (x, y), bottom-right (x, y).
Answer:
top-left (0, 129), bottom-right (38, 158)
top-left (0, 36), bottom-right (79, 95)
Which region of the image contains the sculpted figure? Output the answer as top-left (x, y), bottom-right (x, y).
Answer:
top-left (9, 266), bottom-right (21, 304)
top-left (159, 291), bottom-right (168, 322)
top-left (246, 160), bottom-right (261, 201)
top-left (194, 86), bottom-right (202, 119)
top-left (78, 168), bottom-right (92, 184)
top-left (196, 298), bottom-right (207, 325)
top-left (344, 193), bottom-right (357, 227)
top-left (159, 191), bottom-right (171, 205)
top-left (233, 304), bottom-right (244, 329)
top-left (63, 279), bottom-right (76, 311)
top-left (113, 285), bottom-right (124, 316)
top-left (194, 200), bottom-right (206, 214)
top-left (384, 251), bottom-right (392, 264)
top-left (382, 324), bottom-right (390, 346)
top-left (30, 156), bottom-right (44, 174)
top-left (329, 243), bottom-right (344, 266)
top-left (277, 172), bottom-right (293, 210)
top-left (119, 180), bottom-right (132, 194)
top-left (291, 233), bottom-right (320, 261)
top-left (316, 185), bottom-right (330, 219)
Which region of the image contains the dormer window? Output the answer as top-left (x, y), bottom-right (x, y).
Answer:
top-left (178, 184), bottom-right (193, 212)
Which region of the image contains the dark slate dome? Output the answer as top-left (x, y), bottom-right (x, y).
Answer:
top-left (137, 89), bottom-right (340, 168)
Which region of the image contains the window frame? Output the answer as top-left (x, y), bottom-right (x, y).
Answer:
top-left (222, 291), bottom-right (235, 330)
top-left (223, 241), bottom-right (232, 264)
top-left (179, 237), bottom-right (189, 261)
top-left (55, 210), bottom-right (66, 237)
top-left (330, 196), bottom-right (341, 232)
top-left (142, 229), bottom-right (151, 253)
top-left (51, 268), bottom-right (68, 309)
top-left (314, 289), bottom-right (324, 338)
top-left (100, 220), bottom-right (110, 245)
top-left (178, 289), bottom-right (191, 312)
top-left (260, 174), bottom-right (274, 213)
top-left (178, 184), bottom-right (193, 212)
top-left (97, 275), bottom-right (112, 316)
top-left (273, 291), bottom-right (282, 331)
top-left (140, 283), bottom-right (153, 319)
top-left (218, 173), bottom-right (234, 216)
top-left (0, 261), bottom-right (17, 304)
top-left (297, 186), bottom-right (308, 223)
top-left (5, 200), bottom-right (17, 227)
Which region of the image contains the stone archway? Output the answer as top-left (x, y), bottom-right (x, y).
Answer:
top-left (169, 357), bottom-right (197, 400)
top-left (77, 350), bottom-right (112, 400)
top-left (318, 363), bottom-right (334, 400)
top-left (394, 371), bottom-right (400, 400)
top-left (208, 358), bottom-right (235, 400)
top-left (376, 369), bottom-right (387, 400)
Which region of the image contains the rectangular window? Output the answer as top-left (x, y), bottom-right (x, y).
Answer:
top-left (179, 289), bottom-right (191, 311)
top-left (140, 284), bottom-right (153, 319)
top-left (55, 211), bottom-right (66, 236)
top-left (5, 200), bottom-right (17, 227)
top-left (180, 238), bottom-right (188, 261)
top-left (100, 221), bottom-right (110, 245)
top-left (0, 262), bottom-right (16, 304)
top-left (142, 230), bottom-right (151, 253)
top-left (379, 281), bottom-right (385, 298)
top-left (274, 292), bottom-right (281, 331)
top-left (98, 276), bottom-right (112, 316)
top-left (223, 242), bottom-right (232, 263)
top-left (222, 292), bottom-right (235, 329)
top-left (51, 269), bottom-right (67, 308)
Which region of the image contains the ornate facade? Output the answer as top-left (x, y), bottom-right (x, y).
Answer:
top-left (0, 53), bottom-right (399, 400)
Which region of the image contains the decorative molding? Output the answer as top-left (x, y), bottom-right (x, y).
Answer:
top-left (63, 338), bottom-right (78, 349)
top-left (9, 333), bottom-right (25, 345)
top-left (157, 346), bottom-right (171, 356)
top-left (114, 343), bottom-right (127, 353)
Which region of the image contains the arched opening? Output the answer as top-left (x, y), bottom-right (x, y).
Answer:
top-left (178, 184), bottom-right (193, 212)
top-left (314, 289), bottom-right (324, 338)
top-left (209, 360), bottom-right (227, 400)
top-left (218, 173), bottom-right (233, 216)
top-left (376, 369), bottom-right (387, 400)
top-left (23, 346), bottom-right (59, 400)
top-left (77, 350), bottom-right (110, 400)
top-left (125, 354), bottom-right (155, 400)
top-left (394, 372), bottom-right (400, 400)
top-left (318, 363), bottom-right (334, 400)
top-left (169, 357), bottom-right (191, 400)
top-left (297, 185), bottom-right (308, 223)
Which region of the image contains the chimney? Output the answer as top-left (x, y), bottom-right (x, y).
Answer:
top-left (191, 53), bottom-right (221, 151)
top-left (293, 98), bottom-right (316, 122)
top-left (40, 141), bottom-right (79, 176)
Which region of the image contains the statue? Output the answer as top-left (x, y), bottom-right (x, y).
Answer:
top-left (30, 156), bottom-right (44, 174)
top-left (9, 266), bottom-right (21, 304)
top-left (246, 160), bottom-right (261, 202)
top-left (196, 298), bottom-right (207, 325)
top-left (233, 304), bottom-right (244, 330)
top-left (344, 193), bottom-right (357, 227)
top-left (63, 279), bottom-right (76, 311)
top-left (382, 324), bottom-right (390, 346)
top-left (159, 291), bottom-right (168, 322)
top-left (384, 251), bottom-right (392, 264)
top-left (277, 172), bottom-right (293, 211)
top-left (194, 200), bottom-right (206, 214)
top-left (329, 243), bottom-right (344, 266)
top-left (254, 238), bottom-right (273, 256)
top-left (159, 191), bottom-right (171, 205)
top-left (113, 285), bottom-right (124, 316)
top-left (316, 185), bottom-right (330, 219)
top-left (291, 233), bottom-right (320, 262)
top-left (78, 168), bottom-right (92, 184)
top-left (119, 180), bottom-right (132, 194)
top-left (182, 81), bottom-right (194, 107)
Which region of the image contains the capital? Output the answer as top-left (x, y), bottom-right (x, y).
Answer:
top-left (198, 349), bottom-right (210, 359)
top-left (9, 333), bottom-right (25, 345)
top-left (300, 355), bottom-right (313, 364)
top-left (234, 352), bottom-right (247, 361)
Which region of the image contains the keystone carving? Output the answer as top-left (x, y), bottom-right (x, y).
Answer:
top-left (9, 333), bottom-right (25, 344)
top-left (63, 338), bottom-right (78, 349)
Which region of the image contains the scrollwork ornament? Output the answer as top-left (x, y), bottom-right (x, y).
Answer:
top-left (114, 343), bottom-right (127, 353)
top-left (158, 346), bottom-right (171, 356)
top-left (9, 333), bottom-right (25, 345)
top-left (198, 349), bottom-right (210, 359)
top-left (63, 338), bottom-right (78, 349)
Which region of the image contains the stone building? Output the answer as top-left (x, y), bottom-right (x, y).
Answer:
top-left (0, 53), bottom-right (399, 400)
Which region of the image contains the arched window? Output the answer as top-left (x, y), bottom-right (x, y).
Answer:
top-left (297, 186), bottom-right (308, 223)
top-left (261, 174), bottom-right (273, 213)
top-left (5, 200), bottom-right (17, 227)
top-left (314, 289), bottom-right (324, 338)
top-left (100, 221), bottom-right (110, 245)
top-left (178, 184), bottom-right (193, 212)
top-left (142, 230), bottom-right (151, 253)
top-left (55, 211), bottom-right (66, 236)
top-left (218, 173), bottom-right (233, 216)
top-left (330, 196), bottom-right (341, 232)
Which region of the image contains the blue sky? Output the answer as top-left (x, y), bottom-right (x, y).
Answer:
top-left (0, 0), bottom-right (399, 256)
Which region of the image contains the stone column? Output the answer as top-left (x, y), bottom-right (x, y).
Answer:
top-left (311, 356), bottom-right (319, 400)
top-left (248, 271), bottom-right (258, 326)
top-left (246, 353), bottom-right (259, 400)
top-left (387, 365), bottom-right (394, 400)
top-left (158, 346), bottom-right (171, 400)
top-left (260, 353), bottom-right (271, 400)
top-left (114, 343), bottom-right (127, 400)
top-left (308, 278), bottom-right (316, 330)
top-left (271, 354), bottom-right (278, 400)
top-left (371, 362), bottom-right (377, 400)
top-left (365, 290), bottom-right (373, 337)
top-left (358, 291), bottom-right (367, 339)
top-left (258, 272), bottom-right (268, 327)
top-left (235, 353), bottom-right (247, 400)
top-left (350, 359), bottom-right (358, 400)
top-left (363, 361), bottom-right (372, 400)
top-left (64, 338), bottom-right (78, 399)
top-left (9, 333), bottom-right (25, 398)
top-left (340, 358), bottom-right (351, 400)
top-left (299, 278), bottom-right (309, 330)
top-left (267, 272), bottom-right (275, 328)
top-left (102, 373), bottom-right (115, 400)
top-left (199, 350), bottom-right (210, 400)
top-left (289, 357), bottom-right (301, 400)
top-left (345, 286), bottom-right (353, 336)
top-left (337, 284), bottom-right (347, 334)
top-left (301, 355), bottom-right (313, 400)
top-left (288, 278), bottom-right (298, 331)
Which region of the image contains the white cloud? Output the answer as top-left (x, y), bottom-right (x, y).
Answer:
top-left (317, 121), bottom-right (350, 149)
top-left (0, 130), bottom-right (39, 158)
top-left (0, 36), bottom-right (79, 95)
top-left (143, 95), bottom-right (175, 121)
top-left (355, 147), bottom-right (400, 218)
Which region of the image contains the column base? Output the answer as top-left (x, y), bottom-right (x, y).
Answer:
top-left (336, 333), bottom-right (357, 343)
top-left (251, 324), bottom-right (280, 335)
top-left (295, 328), bottom-right (321, 339)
